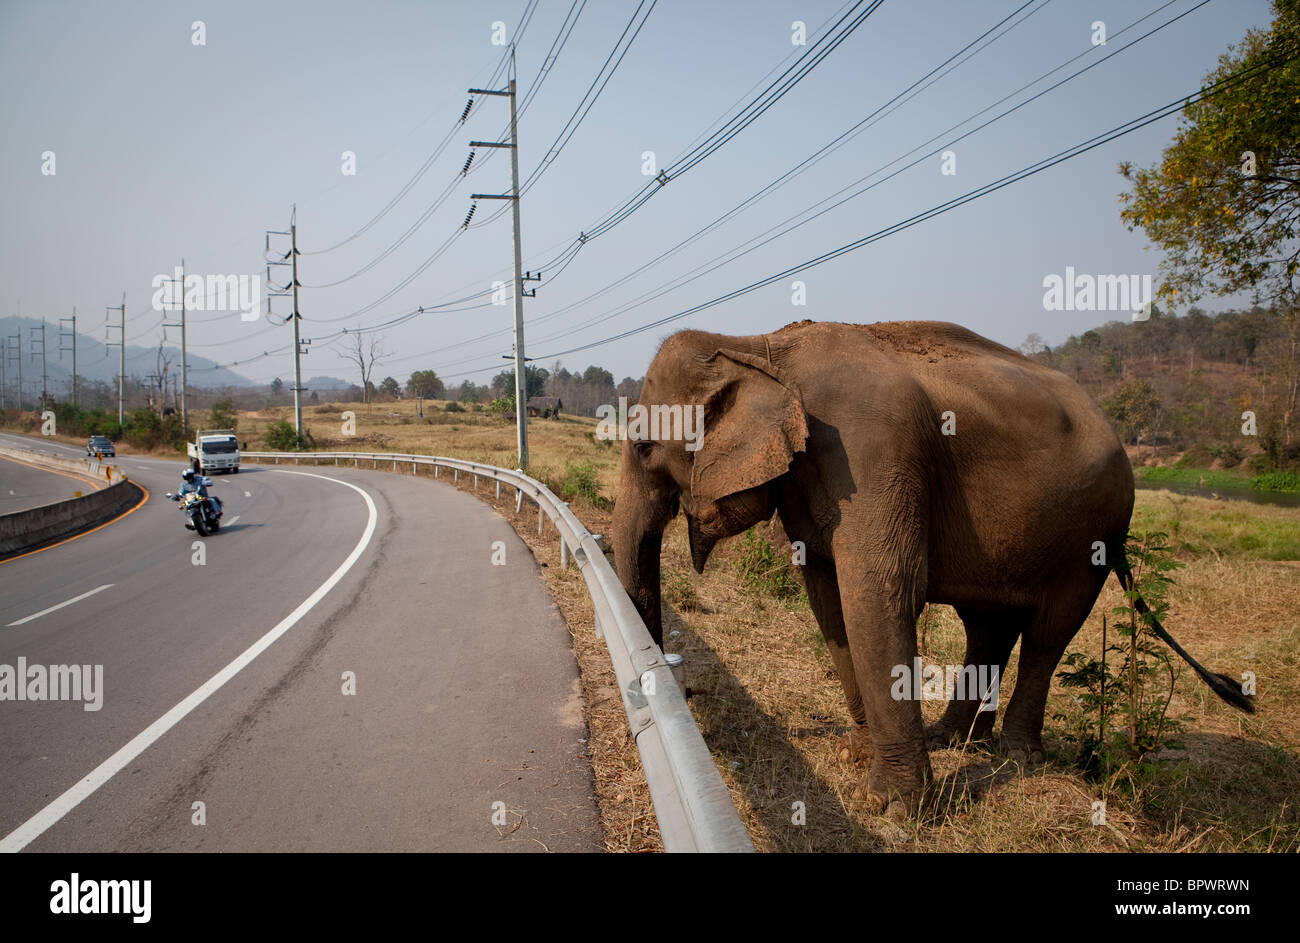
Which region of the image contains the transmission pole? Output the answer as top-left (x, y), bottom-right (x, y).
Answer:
top-left (0, 337), bottom-right (6, 410)
top-left (162, 262), bottom-right (189, 433)
top-left (180, 261), bottom-right (188, 434)
top-left (106, 294), bottom-right (125, 425)
top-left (58, 307), bottom-right (77, 408)
top-left (469, 52), bottom-right (539, 469)
top-left (7, 328), bottom-right (21, 411)
top-left (291, 206), bottom-right (304, 437)
top-left (30, 320), bottom-right (47, 408)
top-left (266, 209), bottom-right (305, 438)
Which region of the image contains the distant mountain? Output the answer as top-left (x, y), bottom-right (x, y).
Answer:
top-left (303, 375), bottom-right (353, 391)
top-left (0, 316), bottom-right (256, 391)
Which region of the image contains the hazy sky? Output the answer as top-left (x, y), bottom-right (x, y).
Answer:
top-left (0, 0), bottom-right (1277, 389)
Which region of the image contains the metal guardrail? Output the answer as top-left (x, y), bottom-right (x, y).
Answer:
top-left (244, 450), bottom-right (754, 853)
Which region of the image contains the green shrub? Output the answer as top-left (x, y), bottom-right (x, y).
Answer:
top-left (264, 418), bottom-right (310, 451)
top-left (444, 401), bottom-right (465, 413)
top-left (560, 459), bottom-right (607, 509)
top-left (663, 568), bottom-right (701, 612)
top-left (1054, 531), bottom-right (1189, 778)
top-left (1252, 471), bottom-right (1300, 493)
top-left (734, 528), bottom-right (802, 599)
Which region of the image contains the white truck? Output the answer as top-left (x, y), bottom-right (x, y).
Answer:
top-left (188, 429), bottom-right (240, 474)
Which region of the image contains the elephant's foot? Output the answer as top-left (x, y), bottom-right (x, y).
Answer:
top-left (1001, 731), bottom-right (1045, 767)
top-left (850, 743), bottom-right (931, 820)
top-left (836, 723), bottom-right (873, 767)
top-left (925, 711), bottom-right (996, 750)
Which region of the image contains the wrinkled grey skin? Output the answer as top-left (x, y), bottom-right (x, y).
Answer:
top-left (613, 320), bottom-right (1137, 817)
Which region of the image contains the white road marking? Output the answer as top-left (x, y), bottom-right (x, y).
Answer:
top-left (226, 516), bottom-right (240, 525)
top-left (0, 471), bottom-right (378, 853)
top-left (244, 491), bottom-right (250, 497)
top-left (7, 584), bottom-right (115, 627)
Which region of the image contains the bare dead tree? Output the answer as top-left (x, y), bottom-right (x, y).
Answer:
top-left (153, 340), bottom-right (173, 415)
top-left (340, 332), bottom-right (388, 405)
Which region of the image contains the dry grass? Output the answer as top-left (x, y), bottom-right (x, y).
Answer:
top-left (232, 402), bottom-right (1300, 852)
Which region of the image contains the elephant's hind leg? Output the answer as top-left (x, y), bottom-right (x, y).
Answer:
top-left (1001, 573), bottom-right (1108, 765)
top-left (925, 607), bottom-right (1026, 749)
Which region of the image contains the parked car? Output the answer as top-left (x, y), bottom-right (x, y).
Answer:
top-left (86, 435), bottom-right (115, 458)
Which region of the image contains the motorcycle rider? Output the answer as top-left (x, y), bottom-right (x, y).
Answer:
top-left (175, 469), bottom-right (222, 518)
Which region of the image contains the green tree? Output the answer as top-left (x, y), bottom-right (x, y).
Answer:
top-left (1103, 379), bottom-right (1162, 451)
top-left (378, 376), bottom-right (401, 399)
top-left (493, 365), bottom-right (549, 401)
top-left (209, 398), bottom-right (238, 431)
top-left (406, 370), bottom-right (445, 399)
top-left (1119, 0), bottom-right (1300, 305)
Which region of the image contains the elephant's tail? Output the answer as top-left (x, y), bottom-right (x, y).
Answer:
top-left (1112, 563), bottom-right (1255, 713)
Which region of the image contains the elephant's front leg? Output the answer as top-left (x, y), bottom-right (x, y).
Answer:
top-left (802, 554), bottom-right (871, 765)
top-left (839, 557), bottom-right (932, 817)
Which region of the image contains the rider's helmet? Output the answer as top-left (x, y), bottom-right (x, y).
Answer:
top-left (182, 470), bottom-right (196, 483)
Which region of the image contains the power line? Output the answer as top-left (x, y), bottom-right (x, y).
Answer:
top-left (532, 50), bottom-right (1287, 362)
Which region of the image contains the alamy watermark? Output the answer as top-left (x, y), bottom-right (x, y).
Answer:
top-left (0, 658), bottom-right (103, 711)
top-left (595, 397), bottom-right (705, 452)
top-left (151, 266), bottom-right (260, 321)
top-left (890, 658), bottom-right (999, 710)
top-left (1042, 267), bottom-right (1153, 320)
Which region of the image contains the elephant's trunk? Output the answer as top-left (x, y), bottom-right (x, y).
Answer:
top-left (613, 517), bottom-right (665, 648)
top-left (613, 458), bottom-right (675, 649)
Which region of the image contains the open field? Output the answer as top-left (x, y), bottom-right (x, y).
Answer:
top-left (15, 401), bottom-right (1298, 851)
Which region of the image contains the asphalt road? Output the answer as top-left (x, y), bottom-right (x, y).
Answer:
top-left (0, 452), bottom-right (102, 514)
top-left (0, 431), bottom-right (600, 852)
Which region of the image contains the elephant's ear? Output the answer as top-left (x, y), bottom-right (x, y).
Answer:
top-left (690, 350), bottom-right (808, 506)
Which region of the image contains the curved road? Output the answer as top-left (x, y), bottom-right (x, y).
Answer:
top-left (0, 431), bottom-right (600, 852)
top-left (0, 452), bottom-right (103, 514)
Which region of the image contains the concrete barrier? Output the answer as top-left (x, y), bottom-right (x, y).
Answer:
top-left (0, 446), bottom-right (141, 556)
top-left (0, 444), bottom-right (125, 487)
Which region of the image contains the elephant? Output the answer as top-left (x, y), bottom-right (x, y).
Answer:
top-left (612, 319), bottom-right (1253, 818)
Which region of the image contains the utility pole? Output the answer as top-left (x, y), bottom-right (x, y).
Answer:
top-left (162, 262), bottom-right (189, 433)
top-left (58, 307), bottom-right (77, 408)
top-left (0, 337), bottom-right (6, 410)
top-left (7, 330), bottom-right (21, 411)
top-left (469, 51), bottom-right (540, 469)
top-left (291, 206), bottom-right (304, 437)
top-left (267, 209), bottom-right (305, 438)
top-left (30, 320), bottom-right (47, 408)
top-left (106, 294), bottom-right (125, 425)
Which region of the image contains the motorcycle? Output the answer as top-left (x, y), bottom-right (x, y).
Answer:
top-left (166, 488), bottom-right (221, 536)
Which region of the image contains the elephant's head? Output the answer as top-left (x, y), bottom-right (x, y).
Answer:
top-left (612, 332), bottom-right (809, 646)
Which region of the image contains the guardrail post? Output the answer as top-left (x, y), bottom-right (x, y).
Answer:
top-left (495, 480), bottom-right (501, 499)
top-left (560, 536), bottom-right (568, 569)
top-left (435, 465), bottom-right (439, 478)
top-left (515, 487), bottom-right (523, 513)
top-left (454, 469), bottom-right (459, 483)
top-left (412, 461), bottom-right (416, 475)
top-left (538, 504), bottom-right (543, 534)
top-left (473, 473), bottom-right (478, 491)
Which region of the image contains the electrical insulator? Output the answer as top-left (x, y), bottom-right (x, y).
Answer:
top-left (460, 98), bottom-right (473, 123)
top-left (462, 202), bottom-right (477, 229)
top-left (461, 150), bottom-right (475, 176)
